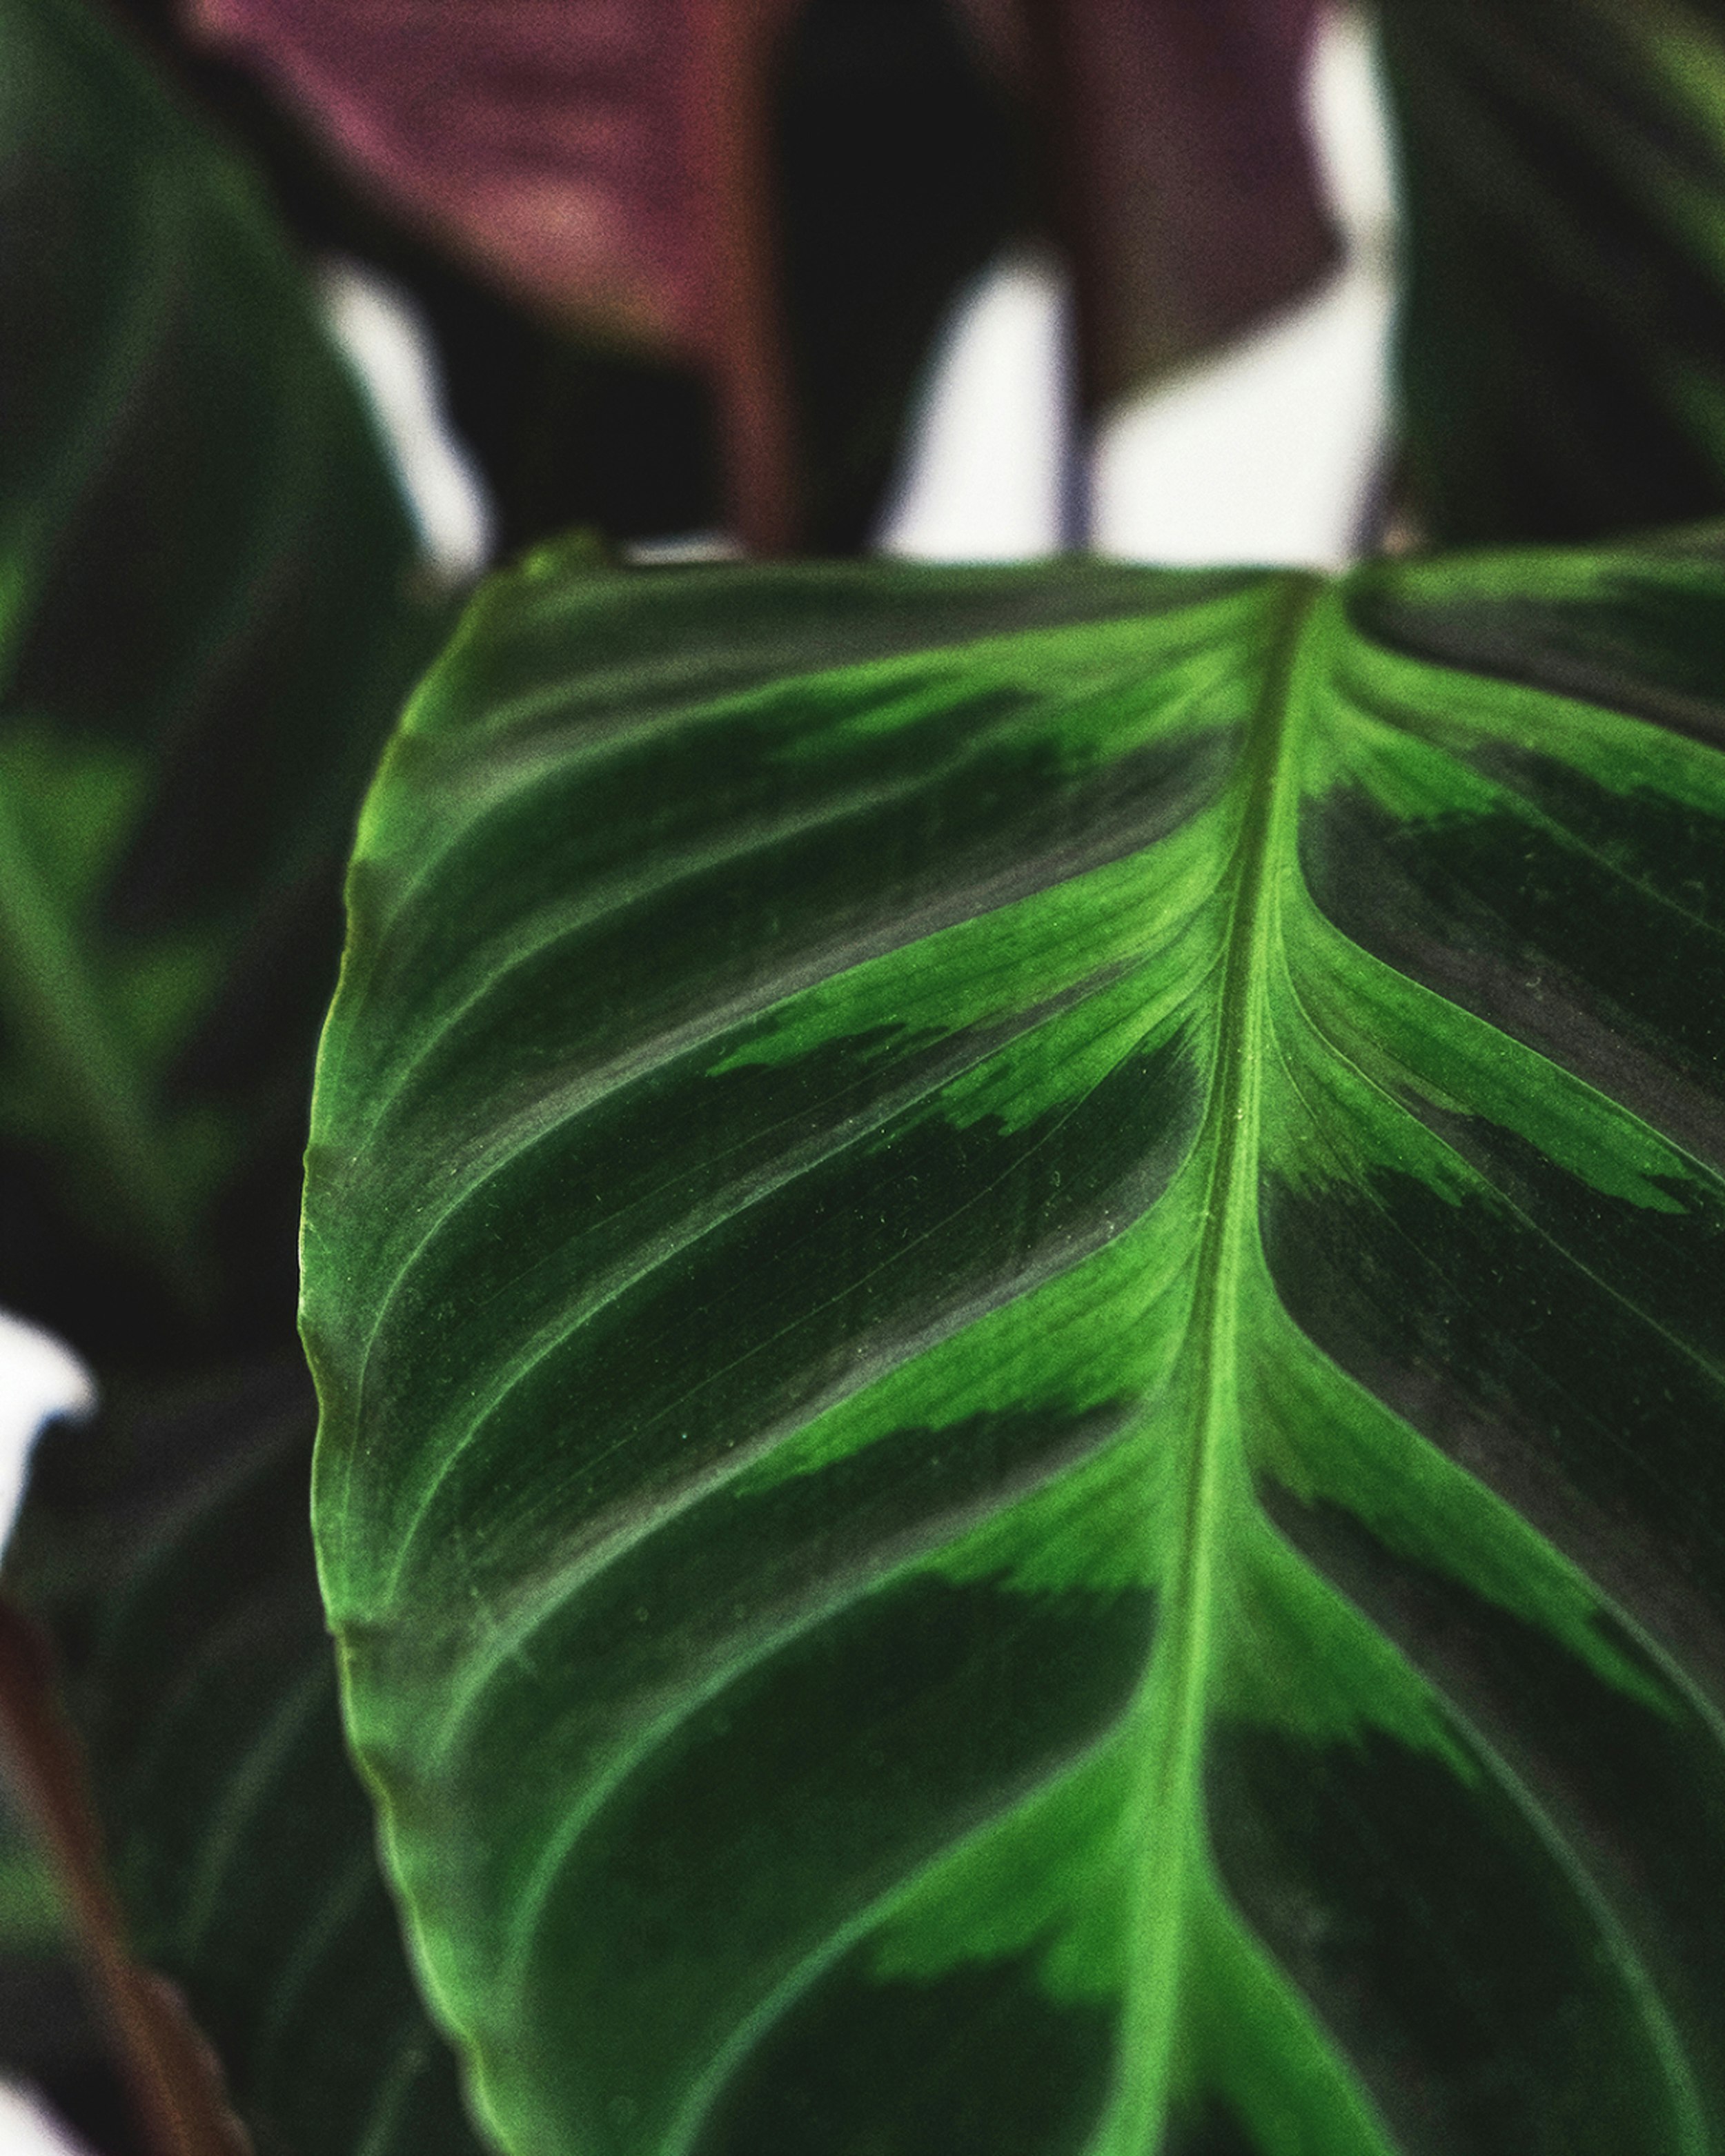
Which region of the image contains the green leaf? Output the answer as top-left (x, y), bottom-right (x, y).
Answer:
top-left (5, 1360), bottom-right (495, 2156)
top-left (302, 543), bottom-right (1725, 2156)
top-left (1379, 0), bottom-right (1725, 547)
top-left (0, 0), bottom-right (441, 1351)
top-left (0, 1781), bottom-right (61, 1956)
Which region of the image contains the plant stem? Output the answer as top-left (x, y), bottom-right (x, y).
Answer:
top-left (0, 1599), bottom-right (250, 2156)
top-left (686, 0), bottom-right (804, 555)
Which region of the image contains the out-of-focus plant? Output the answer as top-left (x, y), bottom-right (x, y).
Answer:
top-left (3, 3), bottom-right (1725, 2155)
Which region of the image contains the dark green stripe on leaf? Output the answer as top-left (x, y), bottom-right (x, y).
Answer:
top-left (304, 548), bottom-right (1725, 2156)
top-left (1261, 1495), bottom-right (1725, 2128)
top-left (1159, 2099), bottom-right (1263, 2156)
top-left (1207, 1717), bottom-right (1699, 2155)
top-left (1264, 1168), bottom-right (1725, 1630)
top-left (694, 1952), bottom-right (1114, 2156)
top-left (476, 1576), bottom-right (1151, 2156)
top-left (1302, 782), bottom-right (1725, 1140)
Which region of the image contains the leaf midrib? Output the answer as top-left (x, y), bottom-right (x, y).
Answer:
top-left (1096, 573), bottom-right (1321, 2155)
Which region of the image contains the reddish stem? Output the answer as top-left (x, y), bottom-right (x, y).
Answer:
top-left (1015, 0), bottom-right (1103, 414)
top-left (0, 1599), bottom-right (250, 2156)
top-left (684, 0), bottom-right (804, 555)
top-left (1010, 0), bottom-right (1337, 424)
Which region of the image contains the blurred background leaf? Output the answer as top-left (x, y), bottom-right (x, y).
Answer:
top-left (177, 0), bottom-right (787, 359)
top-left (119, 0), bottom-right (1341, 553)
top-left (0, 0), bottom-right (445, 1374)
top-left (957, 0), bottom-right (1337, 413)
top-left (5, 1361), bottom-right (494, 2156)
top-left (0, 1799), bottom-right (61, 1963)
top-left (1379, 0), bottom-right (1725, 547)
top-left (132, 0), bottom-right (1034, 552)
top-left (0, 1779), bottom-right (78, 2137)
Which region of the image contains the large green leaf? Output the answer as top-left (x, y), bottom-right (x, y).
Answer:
top-left (0, 0), bottom-right (440, 1358)
top-left (5, 1360), bottom-right (494, 2156)
top-left (303, 544), bottom-right (1725, 2156)
top-left (1378, 0), bottom-right (1725, 547)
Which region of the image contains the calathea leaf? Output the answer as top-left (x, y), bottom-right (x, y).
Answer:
top-left (0, 0), bottom-right (440, 1359)
top-left (3, 1360), bottom-right (495, 2156)
top-left (1378, 0), bottom-right (1725, 547)
top-left (302, 542), bottom-right (1725, 2156)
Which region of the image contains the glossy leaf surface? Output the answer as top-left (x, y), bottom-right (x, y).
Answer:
top-left (304, 546), bottom-right (1725, 2156)
top-left (5, 1362), bottom-right (493, 2156)
top-left (0, 0), bottom-right (437, 1354)
top-left (1379, 0), bottom-right (1725, 546)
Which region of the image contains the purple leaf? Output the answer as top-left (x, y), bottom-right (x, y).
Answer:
top-left (959, 0), bottom-right (1340, 405)
top-left (186, 0), bottom-right (796, 354)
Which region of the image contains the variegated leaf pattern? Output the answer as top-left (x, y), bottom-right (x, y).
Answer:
top-left (0, 0), bottom-right (436, 1352)
top-left (303, 546), bottom-right (1725, 2156)
top-left (1379, 0), bottom-right (1725, 546)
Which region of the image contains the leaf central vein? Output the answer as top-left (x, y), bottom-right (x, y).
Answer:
top-left (1098, 575), bottom-right (1321, 2154)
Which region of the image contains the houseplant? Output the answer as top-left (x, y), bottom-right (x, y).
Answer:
top-left (1, 0), bottom-right (1723, 2152)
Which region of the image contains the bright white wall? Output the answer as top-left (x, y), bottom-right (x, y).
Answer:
top-left (878, 5), bottom-right (1397, 566)
top-left (0, 1323), bottom-right (95, 2155)
top-left (0, 2083), bottom-right (90, 2156)
top-left (319, 258), bottom-right (495, 584)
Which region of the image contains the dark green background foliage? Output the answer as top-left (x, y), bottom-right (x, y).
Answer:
top-left (0, 0), bottom-right (479, 2139)
top-left (302, 545), bottom-right (1725, 2156)
top-left (5, 1363), bottom-right (492, 2156)
top-left (0, 1779), bottom-right (99, 2143)
top-left (1379, 0), bottom-right (1725, 546)
top-left (0, 0), bottom-right (440, 1369)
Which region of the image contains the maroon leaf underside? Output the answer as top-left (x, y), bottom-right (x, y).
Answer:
top-left (187, 0), bottom-right (1338, 412)
top-left (0, 1601), bottom-right (250, 2156)
top-left (183, 0), bottom-right (786, 355)
top-left (959, 0), bottom-right (1340, 406)
top-left (184, 0), bottom-right (807, 551)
